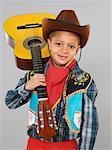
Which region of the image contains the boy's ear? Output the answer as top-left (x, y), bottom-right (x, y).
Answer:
top-left (47, 39), bottom-right (52, 50)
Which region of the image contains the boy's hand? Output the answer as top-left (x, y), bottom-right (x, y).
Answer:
top-left (25, 74), bottom-right (46, 91)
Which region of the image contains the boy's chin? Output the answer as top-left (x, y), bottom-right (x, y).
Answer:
top-left (52, 60), bottom-right (68, 67)
top-left (57, 63), bottom-right (67, 67)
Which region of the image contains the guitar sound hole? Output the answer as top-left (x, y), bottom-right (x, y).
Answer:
top-left (28, 39), bottom-right (42, 47)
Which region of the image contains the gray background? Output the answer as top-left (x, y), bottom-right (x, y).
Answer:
top-left (0, 0), bottom-right (111, 150)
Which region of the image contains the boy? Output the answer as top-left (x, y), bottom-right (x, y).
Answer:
top-left (5, 10), bottom-right (98, 150)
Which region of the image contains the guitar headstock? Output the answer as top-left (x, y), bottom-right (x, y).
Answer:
top-left (37, 100), bottom-right (58, 139)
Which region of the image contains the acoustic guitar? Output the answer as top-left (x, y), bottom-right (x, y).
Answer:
top-left (4, 13), bottom-right (57, 139)
top-left (3, 13), bottom-right (55, 70)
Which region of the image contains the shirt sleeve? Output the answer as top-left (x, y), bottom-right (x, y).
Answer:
top-left (78, 79), bottom-right (99, 150)
top-left (5, 73), bottom-right (32, 109)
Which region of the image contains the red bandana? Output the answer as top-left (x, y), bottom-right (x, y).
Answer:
top-left (46, 59), bottom-right (76, 107)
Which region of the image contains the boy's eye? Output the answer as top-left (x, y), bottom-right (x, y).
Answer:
top-left (55, 42), bottom-right (62, 46)
top-left (70, 45), bottom-right (76, 49)
top-left (54, 42), bottom-right (62, 46)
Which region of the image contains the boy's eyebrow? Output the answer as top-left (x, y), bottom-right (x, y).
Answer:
top-left (52, 39), bottom-right (62, 42)
top-left (51, 39), bottom-right (79, 45)
top-left (50, 39), bottom-right (64, 43)
top-left (69, 43), bottom-right (78, 45)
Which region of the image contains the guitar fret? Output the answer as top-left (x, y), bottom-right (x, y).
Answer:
top-left (37, 92), bottom-right (47, 95)
top-left (38, 93), bottom-right (47, 95)
top-left (33, 66), bottom-right (43, 69)
top-left (37, 87), bottom-right (47, 92)
top-left (32, 59), bottom-right (42, 61)
top-left (33, 65), bottom-right (42, 67)
top-left (38, 94), bottom-right (47, 99)
top-left (34, 70), bottom-right (43, 74)
top-left (33, 61), bottom-right (42, 63)
top-left (33, 64), bottom-right (43, 66)
top-left (33, 68), bottom-right (43, 71)
top-left (37, 86), bottom-right (46, 89)
top-left (38, 93), bottom-right (47, 96)
top-left (37, 89), bottom-right (47, 92)
top-left (37, 91), bottom-right (47, 94)
top-left (32, 58), bottom-right (41, 60)
top-left (37, 93), bottom-right (47, 95)
top-left (38, 98), bottom-right (48, 101)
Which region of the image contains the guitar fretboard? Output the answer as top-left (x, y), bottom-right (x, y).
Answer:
top-left (30, 46), bottom-right (47, 99)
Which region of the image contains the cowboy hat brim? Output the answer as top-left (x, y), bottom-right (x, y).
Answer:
top-left (42, 19), bottom-right (90, 48)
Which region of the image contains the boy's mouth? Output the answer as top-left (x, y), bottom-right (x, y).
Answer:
top-left (58, 54), bottom-right (68, 60)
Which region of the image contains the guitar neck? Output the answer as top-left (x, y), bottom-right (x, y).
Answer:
top-left (30, 46), bottom-right (47, 99)
top-left (30, 46), bottom-right (44, 74)
top-left (36, 86), bottom-right (47, 99)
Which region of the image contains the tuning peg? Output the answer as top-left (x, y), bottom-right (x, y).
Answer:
top-left (49, 124), bottom-right (53, 128)
top-left (40, 124), bottom-right (44, 128)
top-left (53, 113), bottom-right (55, 117)
top-left (39, 110), bottom-right (43, 114)
top-left (54, 120), bottom-right (57, 124)
top-left (46, 110), bottom-right (50, 113)
top-left (48, 117), bottom-right (52, 120)
top-left (54, 124), bottom-right (58, 130)
top-left (40, 118), bottom-right (44, 121)
top-left (37, 130), bottom-right (39, 133)
top-left (55, 126), bottom-right (58, 130)
top-left (37, 126), bottom-right (39, 133)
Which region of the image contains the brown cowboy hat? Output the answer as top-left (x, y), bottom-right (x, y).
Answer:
top-left (42, 10), bottom-right (90, 48)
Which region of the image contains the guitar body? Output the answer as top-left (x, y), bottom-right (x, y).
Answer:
top-left (3, 13), bottom-right (55, 70)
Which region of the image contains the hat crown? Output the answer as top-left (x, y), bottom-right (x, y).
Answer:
top-left (56, 10), bottom-right (80, 26)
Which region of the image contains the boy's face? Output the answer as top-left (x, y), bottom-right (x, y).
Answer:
top-left (47, 31), bottom-right (80, 67)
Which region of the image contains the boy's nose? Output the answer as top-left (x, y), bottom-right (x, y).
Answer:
top-left (62, 46), bottom-right (68, 53)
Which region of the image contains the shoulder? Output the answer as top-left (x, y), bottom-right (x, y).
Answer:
top-left (66, 64), bottom-right (95, 95)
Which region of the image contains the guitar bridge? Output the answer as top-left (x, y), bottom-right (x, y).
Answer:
top-left (17, 23), bottom-right (42, 29)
